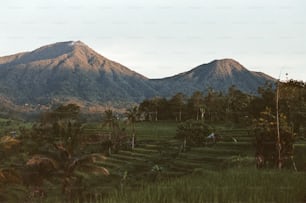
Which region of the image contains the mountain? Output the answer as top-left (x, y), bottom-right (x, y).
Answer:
top-left (0, 41), bottom-right (158, 106)
top-left (0, 41), bottom-right (276, 111)
top-left (150, 59), bottom-right (275, 96)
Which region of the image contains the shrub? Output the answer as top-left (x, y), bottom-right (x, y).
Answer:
top-left (176, 120), bottom-right (212, 147)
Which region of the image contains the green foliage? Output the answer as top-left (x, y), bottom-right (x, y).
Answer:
top-left (187, 91), bottom-right (205, 120)
top-left (104, 168), bottom-right (306, 203)
top-left (279, 80), bottom-right (306, 134)
top-left (253, 108), bottom-right (295, 168)
top-left (0, 104), bottom-right (111, 202)
top-left (125, 106), bottom-right (140, 149)
top-left (248, 82), bottom-right (276, 119)
top-left (227, 85), bottom-right (251, 123)
top-left (176, 120), bottom-right (212, 146)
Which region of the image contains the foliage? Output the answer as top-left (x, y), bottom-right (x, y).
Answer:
top-left (104, 168), bottom-right (306, 203)
top-left (176, 120), bottom-right (212, 147)
top-left (0, 104), bottom-right (111, 201)
top-left (253, 108), bottom-right (295, 169)
top-left (102, 109), bottom-right (118, 130)
top-left (125, 106), bottom-right (140, 149)
top-left (187, 91), bottom-right (205, 120)
top-left (279, 80), bottom-right (306, 134)
top-left (226, 85), bottom-right (251, 123)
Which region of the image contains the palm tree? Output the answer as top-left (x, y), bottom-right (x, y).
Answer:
top-left (24, 144), bottom-right (109, 201)
top-left (125, 106), bottom-right (139, 150)
top-left (102, 109), bottom-right (118, 155)
top-left (0, 168), bottom-right (27, 201)
top-left (102, 109), bottom-right (117, 130)
top-left (0, 136), bottom-right (21, 151)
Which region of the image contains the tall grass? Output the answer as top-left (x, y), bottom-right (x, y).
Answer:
top-left (102, 168), bottom-right (306, 203)
top-left (134, 121), bottom-right (178, 141)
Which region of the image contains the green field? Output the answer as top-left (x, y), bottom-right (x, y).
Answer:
top-left (71, 121), bottom-right (306, 203)
top-left (1, 120), bottom-right (306, 202)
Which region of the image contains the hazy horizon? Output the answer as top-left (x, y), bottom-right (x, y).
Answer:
top-left (1, 0), bottom-right (305, 81)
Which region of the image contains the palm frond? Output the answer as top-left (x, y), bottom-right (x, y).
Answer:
top-left (0, 168), bottom-right (22, 184)
top-left (88, 153), bottom-right (108, 162)
top-left (53, 143), bottom-right (71, 159)
top-left (78, 164), bottom-right (110, 176)
top-left (0, 136), bottom-right (21, 151)
top-left (26, 155), bottom-right (58, 170)
top-left (67, 154), bottom-right (108, 174)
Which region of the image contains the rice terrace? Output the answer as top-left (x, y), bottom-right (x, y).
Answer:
top-left (1, 0), bottom-right (306, 202)
top-left (0, 81), bottom-right (306, 202)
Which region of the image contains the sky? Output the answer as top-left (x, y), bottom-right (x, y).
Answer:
top-left (1, 0), bottom-right (306, 81)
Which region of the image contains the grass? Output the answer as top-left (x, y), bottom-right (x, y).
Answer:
top-left (77, 121), bottom-right (306, 203)
top-left (0, 117), bottom-right (32, 135)
top-left (3, 120), bottom-right (306, 202)
top-left (103, 168), bottom-right (306, 203)
top-left (134, 121), bottom-right (178, 141)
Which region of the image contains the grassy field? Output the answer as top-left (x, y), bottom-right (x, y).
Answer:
top-left (75, 121), bottom-right (306, 203)
top-left (0, 117), bottom-right (32, 135)
top-left (2, 120), bottom-right (306, 202)
top-left (103, 168), bottom-right (306, 203)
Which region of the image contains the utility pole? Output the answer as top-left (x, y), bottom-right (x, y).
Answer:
top-left (276, 80), bottom-right (282, 169)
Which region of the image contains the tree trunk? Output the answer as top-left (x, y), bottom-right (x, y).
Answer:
top-left (108, 134), bottom-right (112, 156)
top-left (291, 156), bottom-right (297, 171)
top-left (183, 137), bottom-right (187, 152)
top-left (131, 123), bottom-right (135, 150)
top-left (108, 147), bottom-right (112, 156)
top-left (131, 134), bottom-right (135, 150)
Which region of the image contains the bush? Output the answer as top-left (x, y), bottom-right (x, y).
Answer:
top-left (176, 120), bottom-right (212, 146)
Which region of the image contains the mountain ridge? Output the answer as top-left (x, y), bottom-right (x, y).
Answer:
top-left (0, 41), bottom-right (276, 110)
top-left (151, 58), bottom-right (275, 96)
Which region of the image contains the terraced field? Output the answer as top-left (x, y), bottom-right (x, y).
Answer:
top-left (83, 122), bottom-right (256, 186)
top-left (80, 121), bottom-right (306, 198)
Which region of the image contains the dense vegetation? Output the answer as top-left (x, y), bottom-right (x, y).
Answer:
top-left (0, 80), bottom-right (305, 202)
top-left (139, 81), bottom-right (306, 136)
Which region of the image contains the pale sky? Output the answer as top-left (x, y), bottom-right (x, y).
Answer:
top-left (1, 0), bottom-right (306, 81)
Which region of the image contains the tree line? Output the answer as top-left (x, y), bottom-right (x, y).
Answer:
top-left (139, 80), bottom-right (306, 136)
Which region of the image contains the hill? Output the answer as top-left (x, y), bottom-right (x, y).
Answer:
top-left (0, 41), bottom-right (158, 106)
top-left (0, 41), bottom-right (276, 111)
top-left (150, 59), bottom-right (275, 97)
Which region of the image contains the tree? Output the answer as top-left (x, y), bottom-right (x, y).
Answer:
top-left (226, 85), bottom-right (251, 123)
top-left (125, 106), bottom-right (139, 149)
top-left (102, 109), bottom-right (118, 155)
top-left (22, 104), bottom-right (110, 200)
top-left (0, 168), bottom-right (27, 202)
top-left (203, 90), bottom-right (227, 122)
top-left (24, 144), bottom-right (109, 201)
top-left (254, 108), bottom-right (296, 170)
top-left (102, 109), bottom-right (118, 131)
top-left (176, 120), bottom-right (211, 151)
top-left (248, 82), bottom-right (275, 119)
top-left (279, 80), bottom-right (306, 135)
top-left (169, 93), bottom-right (186, 121)
top-left (188, 91), bottom-right (205, 120)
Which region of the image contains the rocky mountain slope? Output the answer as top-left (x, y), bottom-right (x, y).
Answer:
top-left (151, 59), bottom-right (275, 97)
top-left (0, 41), bottom-right (158, 106)
top-left (0, 41), bottom-right (275, 110)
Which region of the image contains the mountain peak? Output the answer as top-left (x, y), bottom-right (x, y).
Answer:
top-left (0, 41), bottom-right (94, 66)
top-left (153, 57), bottom-right (274, 96)
top-left (210, 58), bottom-right (245, 71)
top-left (195, 58), bottom-right (247, 77)
top-left (45, 40), bottom-right (87, 48)
top-left (0, 41), bottom-right (157, 105)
